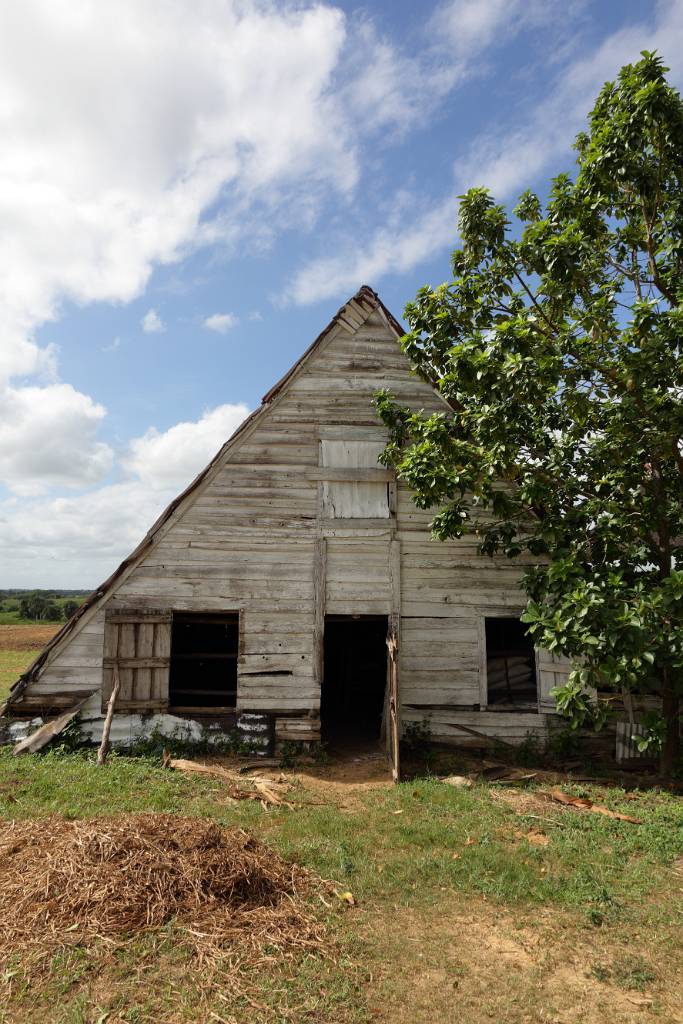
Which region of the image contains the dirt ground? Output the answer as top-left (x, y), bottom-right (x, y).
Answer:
top-left (281, 764), bottom-right (683, 1024)
top-left (362, 896), bottom-right (682, 1024)
top-left (0, 624), bottom-right (60, 651)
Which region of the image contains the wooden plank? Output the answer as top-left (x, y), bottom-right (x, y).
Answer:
top-left (102, 657), bottom-right (168, 670)
top-left (318, 424), bottom-right (388, 440)
top-left (134, 619), bottom-right (153, 705)
top-left (152, 618), bottom-right (171, 705)
top-left (105, 609), bottom-right (172, 623)
top-left (388, 631), bottom-right (400, 783)
top-left (390, 538), bottom-right (401, 640)
top-left (241, 632), bottom-right (311, 655)
top-left (118, 623), bottom-right (136, 703)
top-left (13, 693), bottom-right (95, 756)
top-left (309, 467), bottom-right (393, 482)
top-left (101, 619), bottom-right (119, 709)
top-left (312, 538), bottom-right (326, 708)
top-left (9, 693), bottom-right (95, 710)
top-left (320, 440), bottom-right (390, 519)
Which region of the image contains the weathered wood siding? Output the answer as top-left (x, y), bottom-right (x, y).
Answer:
top-left (13, 296), bottom-right (559, 745)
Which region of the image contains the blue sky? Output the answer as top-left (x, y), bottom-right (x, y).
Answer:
top-left (1, 0), bottom-right (682, 588)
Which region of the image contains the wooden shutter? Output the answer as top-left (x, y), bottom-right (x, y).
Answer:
top-left (102, 609), bottom-right (172, 712)
top-left (320, 440), bottom-right (390, 518)
top-left (536, 649), bottom-right (573, 714)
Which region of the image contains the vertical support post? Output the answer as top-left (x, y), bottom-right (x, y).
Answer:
top-left (312, 537), bottom-right (327, 725)
top-left (388, 537), bottom-right (401, 783)
top-left (236, 607), bottom-right (245, 713)
top-left (387, 632), bottom-right (400, 784)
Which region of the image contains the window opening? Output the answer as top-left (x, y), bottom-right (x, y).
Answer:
top-left (485, 617), bottom-right (537, 707)
top-left (169, 612), bottom-right (238, 710)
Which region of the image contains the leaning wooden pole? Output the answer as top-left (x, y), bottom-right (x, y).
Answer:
top-left (388, 635), bottom-right (400, 784)
top-left (97, 663), bottom-right (120, 766)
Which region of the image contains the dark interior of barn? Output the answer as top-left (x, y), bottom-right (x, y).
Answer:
top-left (321, 615), bottom-right (388, 744)
top-left (169, 612), bottom-right (239, 711)
top-left (485, 616), bottom-right (538, 707)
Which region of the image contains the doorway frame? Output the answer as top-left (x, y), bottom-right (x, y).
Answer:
top-left (320, 613), bottom-right (391, 748)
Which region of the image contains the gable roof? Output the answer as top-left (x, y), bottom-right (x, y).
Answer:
top-left (262, 284), bottom-right (405, 403)
top-left (3, 285), bottom-right (407, 711)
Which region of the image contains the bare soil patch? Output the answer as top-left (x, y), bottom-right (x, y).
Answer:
top-left (0, 624), bottom-right (60, 651)
top-left (363, 896), bottom-right (682, 1024)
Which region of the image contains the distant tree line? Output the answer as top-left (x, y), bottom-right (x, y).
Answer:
top-left (0, 590), bottom-right (88, 622)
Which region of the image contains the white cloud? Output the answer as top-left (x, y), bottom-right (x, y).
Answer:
top-left (0, 1), bottom-right (489, 587)
top-left (0, 402), bottom-right (251, 586)
top-left (0, 482), bottom-right (171, 590)
top-left (0, 0), bottom-right (543, 390)
top-left (288, 195), bottom-right (457, 305)
top-left (121, 403), bottom-right (250, 491)
top-left (0, 383), bottom-right (113, 496)
top-left (428, 0), bottom-right (570, 59)
top-left (0, 0), bottom-right (442, 508)
top-left (287, 0), bottom-right (683, 305)
top-left (204, 312), bottom-right (239, 334)
top-left (141, 308), bottom-right (165, 334)
top-left (337, 18), bottom-right (460, 139)
top-left (248, 311), bottom-right (263, 322)
top-left (0, 0), bottom-right (355, 391)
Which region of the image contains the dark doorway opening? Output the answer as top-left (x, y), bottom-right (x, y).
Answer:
top-left (169, 612), bottom-right (239, 712)
top-left (321, 615), bottom-right (388, 744)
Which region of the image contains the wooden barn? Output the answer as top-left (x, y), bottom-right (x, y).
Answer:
top-left (1, 286), bottom-right (569, 754)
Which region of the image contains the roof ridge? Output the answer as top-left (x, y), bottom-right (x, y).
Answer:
top-left (261, 285), bottom-right (404, 404)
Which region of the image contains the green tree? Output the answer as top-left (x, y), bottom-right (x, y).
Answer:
top-left (20, 594), bottom-right (47, 621)
top-left (63, 599), bottom-right (80, 620)
top-left (377, 53), bottom-right (683, 775)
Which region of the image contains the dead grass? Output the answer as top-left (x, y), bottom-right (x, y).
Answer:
top-left (0, 624), bottom-right (60, 651)
top-left (0, 814), bottom-right (328, 968)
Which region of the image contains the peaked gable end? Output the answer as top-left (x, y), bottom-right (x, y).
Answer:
top-left (4, 286), bottom-right (440, 712)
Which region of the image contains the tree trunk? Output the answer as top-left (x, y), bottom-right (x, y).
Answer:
top-left (660, 668), bottom-right (680, 778)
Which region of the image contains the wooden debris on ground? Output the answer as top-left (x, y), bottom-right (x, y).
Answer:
top-left (439, 765), bottom-right (537, 788)
top-left (480, 766), bottom-right (538, 784)
top-left (441, 775), bottom-right (473, 788)
top-left (12, 693), bottom-right (94, 756)
top-left (166, 757), bottom-right (296, 809)
top-left (546, 788), bottom-right (642, 823)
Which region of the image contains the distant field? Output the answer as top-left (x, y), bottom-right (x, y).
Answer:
top-left (0, 625), bottom-right (59, 703)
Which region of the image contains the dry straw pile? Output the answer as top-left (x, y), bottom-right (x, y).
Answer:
top-left (0, 814), bottom-right (327, 963)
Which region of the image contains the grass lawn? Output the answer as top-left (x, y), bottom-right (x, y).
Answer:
top-left (1, 637), bottom-right (682, 1023)
top-left (0, 651), bottom-right (30, 705)
top-left (0, 612), bottom-right (65, 626)
top-left (0, 745), bottom-right (681, 1024)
